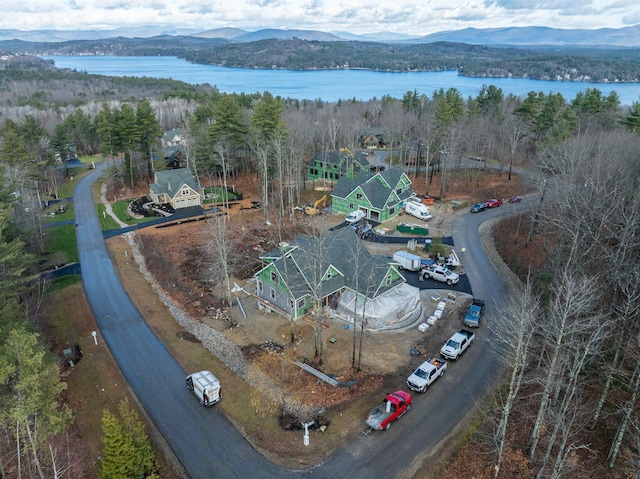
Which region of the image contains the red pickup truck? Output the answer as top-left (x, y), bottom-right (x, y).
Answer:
top-left (365, 391), bottom-right (413, 430)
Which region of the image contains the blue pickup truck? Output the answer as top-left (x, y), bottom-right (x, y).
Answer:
top-left (463, 299), bottom-right (485, 328)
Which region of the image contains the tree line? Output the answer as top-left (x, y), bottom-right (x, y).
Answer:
top-left (1, 58), bottom-right (640, 476)
top-left (3, 36), bottom-right (640, 82)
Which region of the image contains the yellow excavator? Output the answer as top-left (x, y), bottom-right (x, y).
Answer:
top-left (305, 195), bottom-right (328, 215)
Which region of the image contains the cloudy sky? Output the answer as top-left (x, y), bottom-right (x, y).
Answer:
top-left (1, 0), bottom-right (638, 35)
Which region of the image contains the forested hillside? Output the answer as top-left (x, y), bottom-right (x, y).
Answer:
top-left (1, 55), bottom-right (640, 478)
top-left (2, 35), bottom-right (640, 82)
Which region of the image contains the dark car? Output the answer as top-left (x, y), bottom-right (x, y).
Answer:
top-left (486, 198), bottom-right (503, 208)
top-left (508, 195), bottom-right (523, 203)
top-left (470, 202), bottom-right (486, 213)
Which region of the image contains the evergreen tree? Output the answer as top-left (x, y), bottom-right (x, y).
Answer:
top-left (210, 94), bottom-right (248, 148)
top-left (621, 100), bottom-right (640, 133)
top-left (136, 100), bottom-right (162, 181)
top-left (96, 103), bottom-right (118, 162)
top-left (100, 409), bottom-right (133, 479)
top-left (99, 400), bottom-right (157, 479)
top-left (251, 91), bottom-right (285, 142)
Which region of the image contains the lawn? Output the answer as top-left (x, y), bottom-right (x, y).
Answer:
top-left (43, 224), bottom-right (78, 264)
top-left (96, 201), bottom-right (157, 230)
top-left (41, 202), bottom-right (74, 223)
top-left (203, 186), bottom-right (241, 204)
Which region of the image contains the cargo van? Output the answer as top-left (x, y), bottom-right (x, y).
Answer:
top-left (404, 200), bottom-right (432, 221)
top-left (186, 370), bottom-right (221, 406)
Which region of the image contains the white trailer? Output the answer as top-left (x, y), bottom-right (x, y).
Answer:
top-left (392, 251), bottom-right (422, 271)
top-left (186, 370), bottom-right (221, 406)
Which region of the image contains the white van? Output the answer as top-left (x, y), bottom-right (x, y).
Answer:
top-left (345, 210), bottom-right (366, 224)
top-left (404, 201), bottom-right (432, 221)
top-left (186, 370), bottom-right (221, 406)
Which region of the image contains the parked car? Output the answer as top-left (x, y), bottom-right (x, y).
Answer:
top-left (508, 195), bottom-right (523, 203)
top-left (470, 202), bottom-right (487, 213)
top-left (486, 198), bottom-right (503, 208)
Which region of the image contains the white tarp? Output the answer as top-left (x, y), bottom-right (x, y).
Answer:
top-left (335, 283), bottom-right (422, 331)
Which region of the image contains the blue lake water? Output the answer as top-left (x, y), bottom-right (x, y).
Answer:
top-left (42, 55), bottom-right (640, 106)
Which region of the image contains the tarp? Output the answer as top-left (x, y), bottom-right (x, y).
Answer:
top-left (334, 283), bottom-right (422, 331)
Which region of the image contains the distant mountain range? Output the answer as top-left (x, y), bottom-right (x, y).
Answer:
top-left (1, 24), bottom-right (639, 47)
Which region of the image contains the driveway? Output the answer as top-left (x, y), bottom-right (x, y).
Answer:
top-left (74, 164), bottom-right (516, 478)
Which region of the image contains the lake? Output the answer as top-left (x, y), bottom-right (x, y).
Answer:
top-left (42, 55), bottom-right (640, 106)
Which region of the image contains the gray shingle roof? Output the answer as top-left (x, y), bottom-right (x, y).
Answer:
top-left (264, 228), bottom-right (402, 300)
top-left (331, 167), bottom-right (413, 208)
top-left (149, 168), bottom-right (201, 199)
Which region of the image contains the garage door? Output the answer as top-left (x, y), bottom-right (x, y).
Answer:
top-left (174, 198), bottom-right (186, 209)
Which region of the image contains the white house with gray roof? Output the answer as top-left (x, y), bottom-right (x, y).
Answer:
top-left (149, 168), bottom-right (203, 209)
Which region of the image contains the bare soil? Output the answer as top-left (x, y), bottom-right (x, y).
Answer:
top-left (48, 167), bottom-right (529, 477)
top-left (109, 168), bottom-right (529, 464)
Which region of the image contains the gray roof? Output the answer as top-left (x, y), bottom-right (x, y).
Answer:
top-left (149, 168), bottom-right (202, 199)
top-left (331, 167), bottom-right (413, 209)
top-left (265, 228), bottom-right (402, 300)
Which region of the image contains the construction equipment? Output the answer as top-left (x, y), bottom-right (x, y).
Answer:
top-left (305, 195), bottom-right (328, 215)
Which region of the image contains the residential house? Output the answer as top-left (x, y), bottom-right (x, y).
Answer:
top-left (359, 127), bottom-right (388, 149)
top-left (253, 227), bottom-right (421, 329)
top-left (162, 145), bottom-right (188, 169)
top-left (330, 167), bottom-right (414, 223)
top-left (149, 168), bottom-right (204, 209)
top-left (306, 149), bottom-right (369, 182)
top-left (162, 128), bottom-right (187, 148)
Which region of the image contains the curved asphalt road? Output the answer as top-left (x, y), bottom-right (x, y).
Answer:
top-left (74, 164), bottom-right (527, 478)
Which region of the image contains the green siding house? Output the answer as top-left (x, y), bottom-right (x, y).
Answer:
top-left (306, 150), bottom-right (369, 182)
top-left (330, 168), bottom-right (414, 223)
top-left (253, 228), bottom-right (410, 322)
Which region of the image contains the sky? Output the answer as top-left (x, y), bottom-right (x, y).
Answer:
top-left (0, 0), bottom-right (638, 36)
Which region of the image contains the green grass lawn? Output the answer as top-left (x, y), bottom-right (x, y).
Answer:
top-left (96, 201), bottom-right (157, 230)
top-left (43, 224), bottom-right (79, 265)
top-left (203, 186), bottom-right (240, 204)
top-left (41, 202), bottom-right (74, 223)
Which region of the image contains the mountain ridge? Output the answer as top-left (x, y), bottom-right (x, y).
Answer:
top-left (1, 24), bottom-right (639, 47)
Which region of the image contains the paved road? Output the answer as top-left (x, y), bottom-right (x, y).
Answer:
top-left (74, 164), bottom-right (525, 478)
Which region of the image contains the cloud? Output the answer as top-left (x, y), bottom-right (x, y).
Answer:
top-left (484, 0), bottom-right (582, 9)
top-left (0, 0), bottom-right (633, 35)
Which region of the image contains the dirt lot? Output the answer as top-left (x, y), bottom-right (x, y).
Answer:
top-left (103, 167), bottom-right (527, 471)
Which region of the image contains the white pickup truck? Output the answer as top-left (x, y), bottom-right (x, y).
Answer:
top-left (440, 329), bottom-right (475, 360)
top-left (406, 357), bottom-right (447, 393)
top-left (419, 265), bottom-right (460, 285)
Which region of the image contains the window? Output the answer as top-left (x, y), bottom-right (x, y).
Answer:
top-left (389, 207), bottom-right (395, 215)
top-left (289, 299), bottom-right (295, 310)
top-left (257, 280), bottom-right (263, 293)
top-left (270, 288), bottom-right (276, 300)
top-left (270, 271), bottom-right (279, 283)
top-left (326, 270), bottom-right (333, 280)
top-left (386, 274), bottom-right (392, 286)
top-left (182, 188), bottom-right (190, 196)
top-left (349, 203), bottom-right (355, 209)
top-left (396, 188), bottom-right (402, 195)
top-left (356, 193), bottom-right (363, 200)
top-left (297, 298), bottom-right (305, 309)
